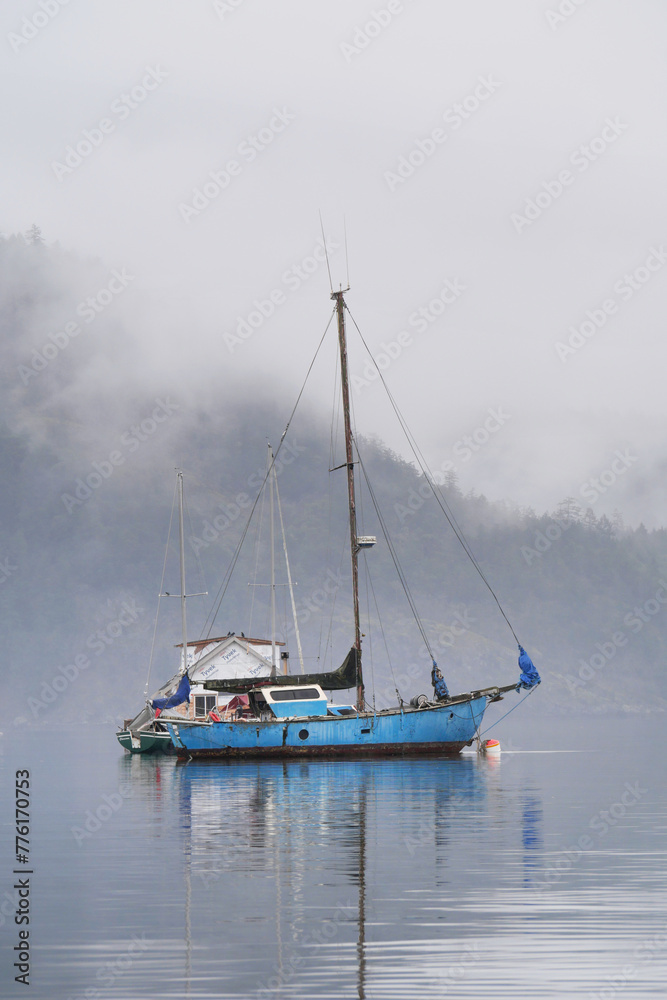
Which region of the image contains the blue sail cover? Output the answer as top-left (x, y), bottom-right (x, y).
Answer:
top-left (517, 647), bottom-right (540, 690)
top-left (152, 674), bottom-right (190, 711)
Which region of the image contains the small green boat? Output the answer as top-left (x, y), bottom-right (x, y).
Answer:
top-left (116, 706), bottom-right (176, 755)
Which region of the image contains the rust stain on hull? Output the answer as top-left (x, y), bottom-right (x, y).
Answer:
top-left (175, 740), bottom-right (472, 760)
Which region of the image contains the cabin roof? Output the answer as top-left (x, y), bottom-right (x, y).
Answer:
top-left (176, 635), bottom-right (286, 651)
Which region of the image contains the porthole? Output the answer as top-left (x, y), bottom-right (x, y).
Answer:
top-left (298, 729), bottom-right (309, 741)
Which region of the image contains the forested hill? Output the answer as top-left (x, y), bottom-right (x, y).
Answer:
top-left (1, 233), bottom-right (666, 722)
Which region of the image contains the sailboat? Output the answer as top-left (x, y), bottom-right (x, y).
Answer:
top-left (116, 471), bottom-right (195, 754)
top-left (117, 464), bottom-right (295, 753)
top-left (158, 288), bottom-right (540, 758)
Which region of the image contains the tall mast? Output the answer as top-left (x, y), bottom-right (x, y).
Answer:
top-left (177, 470), bottom-right (188, 675)
top-left (273, 446), bottom-right (305, 673)
top-left (332, 289), bottom-right (365, 711)
top-left (268, 445), bottom-right (277, 677)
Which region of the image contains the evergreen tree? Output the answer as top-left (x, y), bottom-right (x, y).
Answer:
top-left (556, 497), bottom-right (583, 524)
top-left (25, 224), bottom-right (44, 246)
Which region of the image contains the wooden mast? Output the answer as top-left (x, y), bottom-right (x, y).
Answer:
top-left (332, 289), bottom-right (365, 711)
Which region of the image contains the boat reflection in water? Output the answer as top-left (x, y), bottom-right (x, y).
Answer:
top-left (119, 750), bottom-right (541, 998)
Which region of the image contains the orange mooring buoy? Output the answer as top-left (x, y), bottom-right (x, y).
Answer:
top-left (482, 738), bottom-right (501, 754)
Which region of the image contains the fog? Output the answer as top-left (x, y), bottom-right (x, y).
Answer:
top-left (3, 0), bottom-right (667, 525)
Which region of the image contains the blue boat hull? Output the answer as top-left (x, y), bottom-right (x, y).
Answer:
top-left (165, 696), bottom-right (487, 758)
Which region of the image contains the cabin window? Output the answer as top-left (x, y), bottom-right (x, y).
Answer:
top-left (194, 695), bottom-right (217, 717)
top-left (270, 687), bottom-right (321, 702)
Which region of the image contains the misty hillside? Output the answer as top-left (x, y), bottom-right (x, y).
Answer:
top-left (1, 233), bottom-right (666, 723)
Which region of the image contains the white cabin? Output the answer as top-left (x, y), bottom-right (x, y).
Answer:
top-left (164, 634), bottom-right (287, 721)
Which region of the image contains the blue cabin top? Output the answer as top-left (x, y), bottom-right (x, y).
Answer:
top-left (256, 685), bottom-right (328, 719)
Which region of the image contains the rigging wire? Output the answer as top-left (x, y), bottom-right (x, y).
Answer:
top-left (319, 211), bottom-right (334, 294)
top-left (144, 479), bottom-right (178, 699)
top-left (348, 411), bottom-right (375, 700)
top-left (363, 555), bottom-right (403, 708)
top-left (347, 388), bottom-right (384, 705)
top-left (468, 699), bottom-right (485, 744)
top-left (247, 466), bottom-right (267, 637)
top-left (361, 552), bottom-right (376, 710)
top-left (320, 340), bottom-right (343, 668)
top-left (273, 456), bottom-right (305, 672)
top-left (345, 302), bottom-right (521, 649)
top-left (355, 444), bottom-right (436, 662)
top-left (479, 684), bottom-right (538, 738)
top-left (201, 309), bottom-right (336, 639)
top-left (323, 536), bottom-right (347, 670)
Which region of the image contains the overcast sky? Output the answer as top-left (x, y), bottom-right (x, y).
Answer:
top-left (3, 0), bottom-right (667, 526)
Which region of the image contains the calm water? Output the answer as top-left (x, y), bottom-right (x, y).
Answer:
top-left (1, 714), bottom-right (666, 999)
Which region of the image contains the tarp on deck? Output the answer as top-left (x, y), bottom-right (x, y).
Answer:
top-left (151, 673), bottom-right (191, 710)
